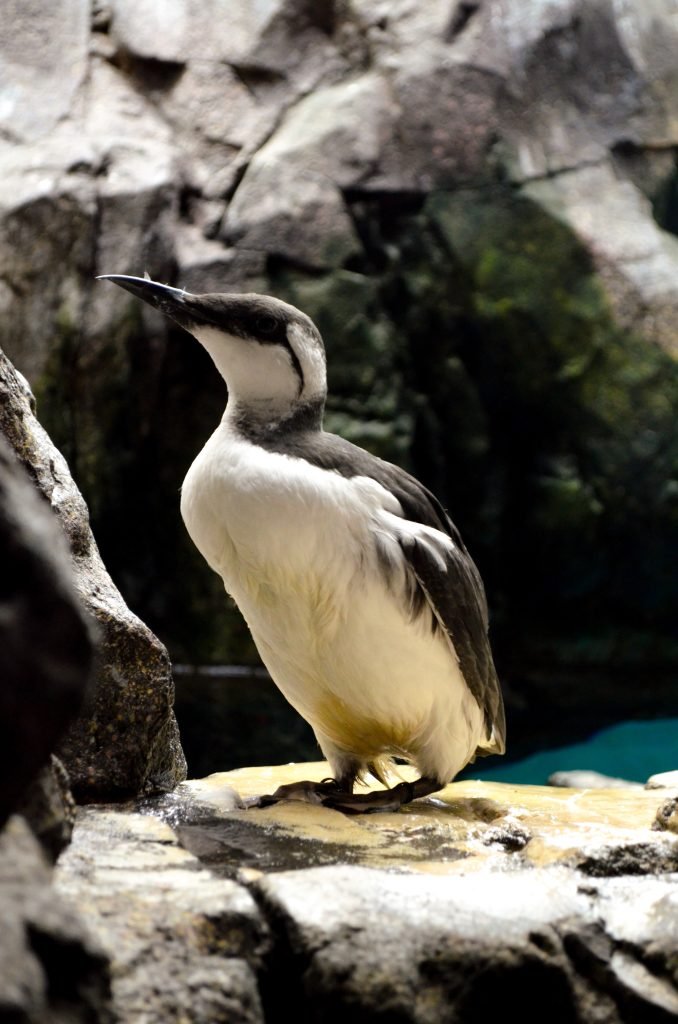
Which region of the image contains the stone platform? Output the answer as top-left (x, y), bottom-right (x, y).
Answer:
top-left (54, 763), bottom-right (678, 1023)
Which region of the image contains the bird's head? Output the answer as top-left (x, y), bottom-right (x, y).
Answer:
top-left (99, 275), bottom-right (327, 430)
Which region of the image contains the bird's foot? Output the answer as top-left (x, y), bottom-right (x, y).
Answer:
top-left (248, 776), bottom-right (441, 815)
top-left (319, 778), bottom-right (442, 815)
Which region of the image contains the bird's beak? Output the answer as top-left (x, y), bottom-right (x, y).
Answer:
top-left (97, 274), bottom-right (196, 328)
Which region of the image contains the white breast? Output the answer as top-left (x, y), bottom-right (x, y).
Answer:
top-left (180, 423), bottom-right (385, 598)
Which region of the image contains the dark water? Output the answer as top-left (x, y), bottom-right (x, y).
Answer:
top-left (173, 666), bottom-right (677, 784)
top-left (173, 665), bottom-right (318, 778)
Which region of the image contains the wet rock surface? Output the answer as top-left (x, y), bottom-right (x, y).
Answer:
top-left (256, 867), bottom-right (678, 1024)
top-left (55, 763), bottom-right (678, 1023)
top-left (0, 349), bottom-right (186, 800)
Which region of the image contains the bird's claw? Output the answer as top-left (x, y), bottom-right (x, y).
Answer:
top-left (248, 778), bottom-right (431, 815)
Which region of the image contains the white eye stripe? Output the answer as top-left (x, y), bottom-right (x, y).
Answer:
top-left (287, 322), bottom-right (326, 401)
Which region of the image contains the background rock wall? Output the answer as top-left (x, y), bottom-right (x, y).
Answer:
top-left (1, 0), bottom-right (677, 757)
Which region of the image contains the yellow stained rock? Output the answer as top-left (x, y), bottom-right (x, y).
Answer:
top-left (181, 762), bottom-right (675, 875)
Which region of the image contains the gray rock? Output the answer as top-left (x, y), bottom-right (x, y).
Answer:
top-left (221, 71), bottom-right (394, 263)
top-left (376, 55), bottom-right (502, 190)
top-left (228, 71), bottom-right (396, 193)
top-left (176, 227), bottom-right (268, 295)
top-left (0, 815), bottom-right (112, 1023)
top-left (0, 435), bottom-right (93, 830)
top-left (0, 350), bottom-right (186, 799)
top-left (225, 166), bottom-right (362, 270)
top-left (576, 838), bottom-right (678, 877)
top-left (15, 756), bottom-right (77, 864)
top-left (494, 2), bottom-right (645, 177)
top-left (109, 0), bottom-right (345, 82)
top-left (123, 958), bottom-right (263, 1024)
top-left (255, 863), bottom-right (678, 1021)
top-left (56, 806), bottom-right (268, 1024)
top-left (0, 53), bottom-right (178, 382)
top-left (456, 0), bottom-right (678, 179)
top-left (649, 774), bottom-right (678, 834)
top-left (646, 770), bottom-right (678, 790)
top-left (654, 797), bottom-right (678, 834)
top-left (0, 0), bottom-right (90, 143)
top-left (0, 139), bottom-right (98, 383)
top-left (155, 61), bottom-right (273, 199)
top-left (523, 162), bottom-right (678, 355)
top-left (549, 770), bottom-right (643, 790)
top-left (83, 57), bottom-right (178, 253)
top-left (109, 0), bottom-right (285, 65)
top-left (54, 768), bottom-right (678, 1022)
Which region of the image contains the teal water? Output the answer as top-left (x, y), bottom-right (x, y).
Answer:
top-left (461, 717), bottom-right (678, 785)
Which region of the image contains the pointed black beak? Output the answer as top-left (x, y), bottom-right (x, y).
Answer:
top-left (97, 274), bottom-right (197, 328)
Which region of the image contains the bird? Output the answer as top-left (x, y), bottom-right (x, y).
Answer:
top-left (99, 274), bottom-right (506, 813)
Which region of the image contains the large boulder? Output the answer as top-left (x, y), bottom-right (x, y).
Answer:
top-left (0, 816), bottom-right (112, 1023)
top-left (0, 414), bottom-right (113, 1017)
top-left (0, 435), bottom-right (93, 829)
top-left (53, 763), bottom-right (678, 1022)
top-left (56, 806), bottom-right (269, 1024)
top-left (0, 0), bottom-right (90, 144)
top-left (0, 350), bottom-right (186, 799)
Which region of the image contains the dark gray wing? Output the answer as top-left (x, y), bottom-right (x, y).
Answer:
top-left (264, 427), bottom-right (506, 754)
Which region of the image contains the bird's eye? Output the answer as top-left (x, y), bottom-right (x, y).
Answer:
top-left (255, 314), bottom-right (278, 335)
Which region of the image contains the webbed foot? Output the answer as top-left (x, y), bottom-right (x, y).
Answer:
top-left (249, 776), bottom-right (441, 815)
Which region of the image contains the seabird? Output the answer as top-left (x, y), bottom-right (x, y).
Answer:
top-left (98, 274), bottom-right (506, 813)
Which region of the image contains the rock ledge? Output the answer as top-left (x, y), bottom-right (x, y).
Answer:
top-left (55, 762), bottom-right (678, 1022)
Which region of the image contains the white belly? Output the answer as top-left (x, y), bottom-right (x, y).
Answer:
top-left (247, 575), bottom-right (486, 784)
top-left (180, 424), bottom-right (487, 783)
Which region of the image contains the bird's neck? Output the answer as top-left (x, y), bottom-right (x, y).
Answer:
top-left (224, 394), bottom-right (325, 443)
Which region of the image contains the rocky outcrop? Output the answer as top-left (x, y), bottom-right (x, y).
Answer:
top-left (0, 435), bottom-right (92, 830)
top-left (0, 816), bottom-right (112, 1024)
top-left (1, 1), bottom-right (676, 751)
top-left (0, 345), bottom-right (187, 1020)
top-left (15, 757), bottom-right (78, 864)
top-left (57, 806), bottom-right (268, 1024)
top-left (55, 763), bottom-right (678, 1022)
top-left (0, 349), bottom-right (186, 799)
top-left (255, 866), bottom-right (678, 1022)
top-left (0, 325), bottom-right (188, 1024)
